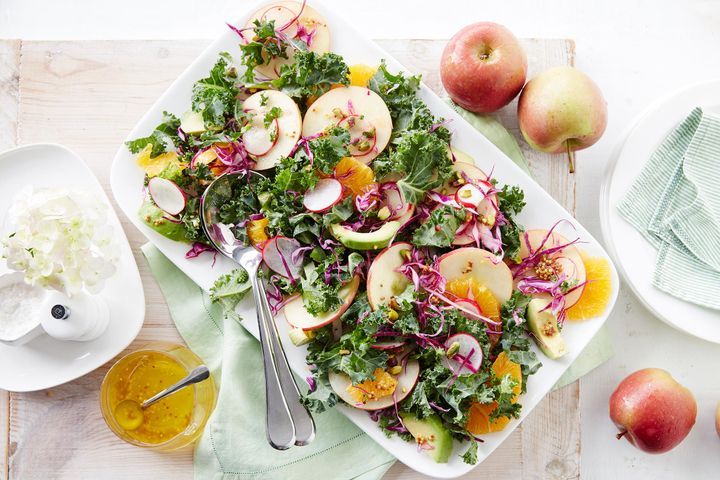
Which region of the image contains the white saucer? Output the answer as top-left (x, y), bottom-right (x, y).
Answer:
top-left (0, 144), bottom-right (145, 391)
top-left (600, 80), bottom-right (720, 344)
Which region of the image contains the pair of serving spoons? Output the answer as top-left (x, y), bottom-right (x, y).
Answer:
top-left (200, 171), bottom-right (316, 450)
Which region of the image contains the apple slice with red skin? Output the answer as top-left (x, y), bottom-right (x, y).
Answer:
top-left (329, 358), bottom-right (420, 410)
top-left (284, 276), bottom-right (360, 331)
top-left (302, 86), bottom-right (392, 164)
top-left (436, 247), bottom-right (513, 304)
top-left (245, 1), bottom-right (331, 80)
top-left (242, 90), bottom-right (302, 170)
top-left (518, 229), bottom-right (586, 308)
top-left (367, 242), bottom-right (411, 310)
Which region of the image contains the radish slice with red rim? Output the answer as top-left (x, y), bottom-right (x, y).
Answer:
top-left (337, 115), bottom-right (377, 157)
top-left (455, 183), bottom-right (486, 208)
top-left (303, 178), bottom-right (344, 212)
top-left (148, 177), bottom-right (186, 216)
top-left (243, 111), bottom-right (280, 157)
top-left (262, 236), bottom-right (303, 279)
top-left (370, 340), bottom-right (405, 350)
top-left (443, 332), bottom-right (483, 374)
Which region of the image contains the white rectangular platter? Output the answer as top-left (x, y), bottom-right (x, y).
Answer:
top-left (110, 1), bottom-right (619, 477)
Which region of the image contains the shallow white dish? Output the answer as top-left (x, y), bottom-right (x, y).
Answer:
top-left (600, 80), bottom-right (720, 344)
top-left (110, 1), bottom-right (619, 476)
top-left (0, 144), bottom-right (145, 392)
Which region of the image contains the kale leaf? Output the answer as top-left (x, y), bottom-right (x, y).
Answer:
top-left (238, 19), bottom-right (290, 83)
top-left (273, 51), bottom-right (349, 103)
top-left (412, 205), bottom-right (466, 247)
top-left (496, 184), bottom-right (526, 263)
top-left (191, 53), bottom-right (239, 128)
top-left (309, 127), bottom-right (350, 175)
top-left (210, 268), bottom-right (251, 320)
top-left (125, 111), bottom-right (181, 157)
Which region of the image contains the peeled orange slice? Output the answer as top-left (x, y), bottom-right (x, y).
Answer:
top-left (445, 277), bottom-right (501, 322)
top-left (247, 217), bottom-right (269, 247)
top-left (348, 64), bottom-right (377, 87)
top-left (136, 144), bottom-right (179, 177)
top-left (466, 352), bottom-right (522, 435)
top-left (334, 156), bottom-right (375, 196)
top-left (565, 254), bottom-right (613, 321)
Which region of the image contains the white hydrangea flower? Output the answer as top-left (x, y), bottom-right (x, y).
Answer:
top-left (1, 186), bottom-right (119, 297)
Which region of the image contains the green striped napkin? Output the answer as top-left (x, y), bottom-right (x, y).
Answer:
top-left (618, 107), bottom-right (720, 309)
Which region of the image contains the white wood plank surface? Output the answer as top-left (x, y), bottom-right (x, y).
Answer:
top-left (2, 38), bottom-right (578, 480)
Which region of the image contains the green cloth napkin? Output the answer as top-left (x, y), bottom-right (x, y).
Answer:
top-left (142, 244), bottom-right (395, 480)
top-left (618, 108), bottom-right (720, 309)
top-left (447, 100), bottom-right (614, 388)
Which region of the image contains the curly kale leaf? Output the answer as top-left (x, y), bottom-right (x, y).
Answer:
top-left (498, 291), bottom-right (541, 391)
top-left (375, 129), bottom-right (453, 205)
top-left (125, 111), bottom-right (181, 157)
top-left (461, 441), bottom-right (479, 465)
top-left (273, 51), bottom-right (349, 103)
top-left (369, 62), bottom-right (449, 140)
top-left (191, 53), bottom-right (239, 128)
top-left (239, 19), bottom-right (290, 83)
top-left (309, 127), bottom-right (350, 175)
top-left (496, 184), bottom-right (526, 263)
top-left (412, 205), bottom-right (466, 247)
top-left (210, 268), bottom-right (251, 319)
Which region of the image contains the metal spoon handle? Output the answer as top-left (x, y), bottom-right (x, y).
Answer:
top-left (141, 365), bottom-right (210, 408)
top-left (250, 273), bottom-right (296, 450)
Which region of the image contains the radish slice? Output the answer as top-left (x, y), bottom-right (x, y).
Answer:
top-left (148, 177), bottom-right (186, 216)
top-left (455, 299), bottom-right (481, 319)
top-left (243, 112), bottom-right (280, 157)
top-left (443, 333), bottom-right (483, 374)
top-left (262, 236), bottom-right (303, 279)
top-left (455, 183), bottom-right (485, 208)
top-left (337, 115), bottom-right (377, 158)
top-left (303, 178), bottom-right (343, 212)
top-left (260, 4), bottom-right (299, 38)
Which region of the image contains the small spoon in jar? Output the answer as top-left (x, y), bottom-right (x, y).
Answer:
top-left (113, 365), bottom-right (210, 431)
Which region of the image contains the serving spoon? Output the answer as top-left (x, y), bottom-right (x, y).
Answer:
top-left (114, 365), bottom-right (210, 431)
top-left (200, 170), bottom-right (315, 450)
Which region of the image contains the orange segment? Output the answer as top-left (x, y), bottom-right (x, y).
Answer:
top-left (348, 64), bottom-right (377, 87)
top-left (334, 156), bottom-right (375, 196)
top-left (466, 352), bottom-right (522, 435)
top-left (445, 278), bottom-right (500, 322)
top-left (565, 255), bottom-right (612, 321)
top-left (136, 144), bottom-right (179, 177)
top-left (347, 368), bottom-right (398, 404)
top-left (247, 217), bottom-right (269, 247)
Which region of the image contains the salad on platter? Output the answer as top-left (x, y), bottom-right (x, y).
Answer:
top-left (125, 0), bottom-right (613, 464)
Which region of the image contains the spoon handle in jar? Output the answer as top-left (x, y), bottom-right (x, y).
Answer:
top-left (141, 365), bottom-right (210, 408)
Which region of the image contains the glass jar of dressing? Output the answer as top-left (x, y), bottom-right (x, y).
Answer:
top-left (100, 342), bottom-right (216, 450)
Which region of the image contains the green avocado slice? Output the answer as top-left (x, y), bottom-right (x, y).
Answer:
top-left (400, 412), bottom-right (453, 463)
top-left (526, 298), bottom-right (567, 359)
top-left (138, 200), bottom-right (188, 242)
top-left (329, 221), bottom-right (401, 250)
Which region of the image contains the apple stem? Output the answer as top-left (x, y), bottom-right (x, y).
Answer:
top-left (616, 430), bottom-right (627, 440)
top-left (566, 140), bottom-right (576, 174)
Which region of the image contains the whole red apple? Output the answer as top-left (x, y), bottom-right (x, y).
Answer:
top-left (440, 22), bottom-right (527, 113)
top-left (715, 402), bottom-right (720, 438)
top-left (609, 368), bottom-right (696, 454)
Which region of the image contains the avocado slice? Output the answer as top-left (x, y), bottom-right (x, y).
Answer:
top-left (329, 221), bottom-right (401, 250)
top-left (138, 200), bottom-right (188, 242)
top-left (526, 298), bottom-right (567, 359)
top-left (288, 327), bottom-right (315, 346)
top-left (400, 413), bottom-right (453, 463)
top-left (180, 110), bottom-right (207, 135)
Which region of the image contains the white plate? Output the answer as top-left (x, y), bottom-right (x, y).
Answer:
top-left (600, 80), bottom-right (720, 344)
top-left (109, 2), bottom-right (619, 477)
top-left (0, 144), bottom-right (145, 392)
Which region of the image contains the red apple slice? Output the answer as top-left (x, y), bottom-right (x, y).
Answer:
top-left (242, 90), bottom-right (302, 170)
top-left (284, 276), bottom-right (360, 330)
top-left (518, 229), bottom-right (586, 308)
top-left (328, 358), bottom-right (420, 410)
top-left (303, 178), bottom-right (344, 212)
top-left (367, 242), bottom-right (412, 310)
top-left (260, 4), bottom-right (300, 38)
top-left (370, 340), bottom-right (406, 350)
top-left (148, 177), bottom-right (186, 215)
top-left (262, 236), bottom-right (303, 279)
top-left (443, 333), bottom-right (483, 374)
top-left (245, 1), bottom-right (331, 80)
top-left (303, 86), bottom-right (393, 164)
top-left (437, 247), bottom-right (513, 304)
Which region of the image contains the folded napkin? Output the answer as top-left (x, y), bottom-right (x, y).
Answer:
top-left (142, 244), bottom-right (395, 480)
top-left (618, 108), bottom-right (720, 309)
top-left (448, 100), bottom-right (613, 388)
